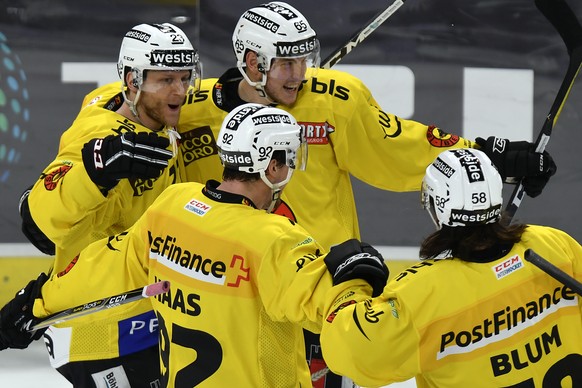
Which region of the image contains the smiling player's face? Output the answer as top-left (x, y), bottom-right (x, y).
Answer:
top-left (138, 70), bottom-right (191, 128)
top-left (264, 57), bottom-right (308, 106)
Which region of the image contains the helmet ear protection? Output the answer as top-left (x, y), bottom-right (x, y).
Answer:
top-left (130, 70), bottom-right (139, 88)
top-left (421, 149), bottom-right (503, 229)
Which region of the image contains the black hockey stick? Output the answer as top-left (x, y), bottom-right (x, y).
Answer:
top-left (525, 249), bottom-right (582, 296)
top-left (30, 280), bottom-right (170, 331)
top-left (321, 0), bottom-right (406, 69)
top-left (505, 0), bottom-right (582, 222)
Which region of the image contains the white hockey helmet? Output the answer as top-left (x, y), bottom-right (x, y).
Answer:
top-left (117, 23), bottom-right (202, 91)
top-left (232, 2), bottom-right (320, 87)
top-left (217, 103), bottom-right (307, 192)
top-left (421, 149), bottom-right (503, 229)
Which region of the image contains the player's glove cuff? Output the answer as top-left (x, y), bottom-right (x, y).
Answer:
top-left (0, 273), bottom-right (48, 350)
top-left (324, 239), bottom-right (389, 297)
top-left (82, 132), bottom-right (172, 193)
top-left (475, 136), bottom-right (557, 197)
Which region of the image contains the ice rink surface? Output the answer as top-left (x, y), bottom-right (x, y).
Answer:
top-left (0, 341), bottom-right (417, 388)
top-left (0, 341), bottom-right (73, 387)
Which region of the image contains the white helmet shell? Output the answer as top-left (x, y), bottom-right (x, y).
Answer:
top-left (117, 23), bottom-right (201, 90)
top-left (421, 149), bottom-right (503, 229)
top-left (217, 103), bottom-right (306, 178)
top-left (232, 2), bottom-right (320, 84)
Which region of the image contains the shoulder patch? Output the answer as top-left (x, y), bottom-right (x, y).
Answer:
top-left (426, 125), bottom-right (460, 147)
top-left (42, 163), bottom-right (73, 191)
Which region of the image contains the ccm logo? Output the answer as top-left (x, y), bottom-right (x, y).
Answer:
top-left (107, 294), bottom-right (127, 307)
top-left (494, 256), bottom-right (520, 273)
top-left (492, 255), bottom-right (524, 279)
top-left (93, 138), bottom-right (105, 169)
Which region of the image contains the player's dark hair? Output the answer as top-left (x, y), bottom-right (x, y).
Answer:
top-left (222, 150), bottom-right (286, 182)
top-left (419, 215), bottom-right (527, 261)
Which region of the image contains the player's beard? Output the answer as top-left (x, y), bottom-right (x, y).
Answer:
top-left (138, 93), bottom-right (181, 129)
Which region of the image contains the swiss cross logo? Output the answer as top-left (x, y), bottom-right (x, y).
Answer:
top-left (226, 254), bottom-right (250, 287)
top-left (492, 254), bottom-right (524, 279)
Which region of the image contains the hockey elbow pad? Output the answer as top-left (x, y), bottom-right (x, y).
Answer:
top-left (19, 186), bottom-right (55, 256)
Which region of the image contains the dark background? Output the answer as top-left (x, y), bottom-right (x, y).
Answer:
top-left (1, 0), bottom-right (582, 249)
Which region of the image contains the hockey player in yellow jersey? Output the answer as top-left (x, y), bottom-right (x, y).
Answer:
top-left (16, 23), bottom-right (202, 387)
top-left (320, 148), bottom-right (582, 388)
top-left (74, 4), bottom-right (556, 385)
top-left (78, 2), bottom-right (556, 254)
top-left (0, 103), bottom-right (389, 387)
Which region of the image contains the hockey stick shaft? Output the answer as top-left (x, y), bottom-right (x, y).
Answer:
top-left (524, 249), bottom-right (582, 296)
top-left (30, 280), bottom-right (170, 331)
top-left (505, 0), bottom-right (582, 221)
top-left (321, 0), bottom-right (406, 69)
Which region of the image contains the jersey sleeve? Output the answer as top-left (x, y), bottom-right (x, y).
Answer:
top-left (256, 225), bottom-right (333, 334)
top-left (330, 71), bottom-right (476, 192)
top-left (319, 282), bottom-right (421, 387)
top-left (33, 213), bottom-right (151, 324)
top-left (27, 98), bottom-right (176, 268)
top-left (28, 136), bottom-right (109, 253)
top-left (27, 119), bottom-right (130, 264)
top-left (533, 225), bottom-right (582, 302)
top-left (80, 81), bottom-right (122, 107)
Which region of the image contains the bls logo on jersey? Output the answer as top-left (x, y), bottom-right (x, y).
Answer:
top-left (311, 78), bottom-right (349, 101)
top-left (183, 89), bottom-right (209, 105)
top-left (180, 126), bottom-right (218, 165)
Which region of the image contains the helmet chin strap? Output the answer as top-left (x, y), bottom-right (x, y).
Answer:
top-left (260, 168), bottom-right (294, 212)
top-left (254, 73), bottom-right (277, 105)
top-left (239, 65), bottom-right (278, 105)
top-left (254, 85), bottom-right (277, 105)
top-left (266, 188), bottom-right (282, 213)
top-left (121, 85), bottom-right (143, 125)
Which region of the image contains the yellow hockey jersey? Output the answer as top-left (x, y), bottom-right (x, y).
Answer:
top-left (320, 225), bottom-right (582, 388)
top-left (177, 68), bottom-right (477, 249)
top-left (87, 68), bottom-right (476, 250)
top-left (27, 94), bottom-right (180, 365)
top-left (34, 181), bottom-right (346, 387)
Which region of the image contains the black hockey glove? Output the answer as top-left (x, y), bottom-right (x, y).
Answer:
top-left (475, 136), bottom-right (557, 198)
top-left (18, 186), bottom-right (55, 256)
top-left (324, 239), bottom-right (389, 297)
top-left (0, 273), bottom-right (48, 350)
top-left (81, 131), bottom-right (172, 192)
